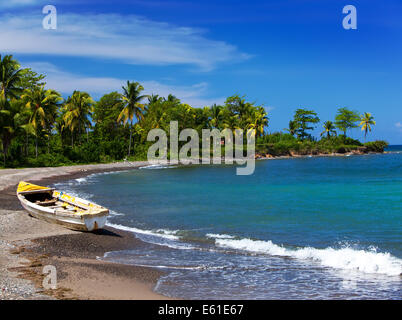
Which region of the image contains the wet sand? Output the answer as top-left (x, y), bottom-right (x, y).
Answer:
top-left (0, 161), bottom-right (171, 300)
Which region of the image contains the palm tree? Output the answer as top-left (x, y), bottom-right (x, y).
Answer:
top-left (222, 109), bottom-right (241, 143)
top-left (132, 123), bottom-right (144, 146)
top-left (148, 94), bottom-right (161, 105)
top-left (148, 103), bottom-right (167, 130)
top-left (117, 81), bottom-right (148, 157)
top-left (0, 99), bottom-right (25, 165)
top-left (359, 112), bottom-right (376, 141)
top-left (209, 104), bottom-right (223, 129)
top-left (320, 121), bottom-right (337, 139)
top-left (63, 91), bottom-right (94, 147)
top-left (163, 94), bottom-right (180, 104)
top-left (0, 54), bottom-right (25, 102)
top-left (22, 86), bottom-right (62, 157)
top-left (284, 120), bottom-right (298, 137)
top-left (0, 55), bottom-right (26, 165)
top-left (247, 107), bottom-right (269, 138)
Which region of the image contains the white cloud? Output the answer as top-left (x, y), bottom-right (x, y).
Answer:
top-left (395, 122), bottom-right (402, 128)
top-left (25, 62), bottom-right (225, 107)
top-left (0, 13), bottom-right (249, 71)
top-left (0, 0), bottom-right (41, 8)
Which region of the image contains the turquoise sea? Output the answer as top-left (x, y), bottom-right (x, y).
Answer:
top-left (54, 146), bottom-right (402, 299)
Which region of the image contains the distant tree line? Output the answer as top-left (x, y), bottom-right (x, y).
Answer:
top-left (0, 54), bottom-right (386, 167)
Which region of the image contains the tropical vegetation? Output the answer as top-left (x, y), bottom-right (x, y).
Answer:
top-left (0, 55), bottom-right (387, 168)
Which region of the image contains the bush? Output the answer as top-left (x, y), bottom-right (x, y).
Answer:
top-left (259, 132), bottom-right (297, 144)
top-left (99, 138), bottom-right (127, 160)
top-left (328, 135), bottom-right (362, 146)
top-left (62, 145), bottom-right (81, 162)
top-left (27, 153), bottom-right (71, 167)
top-left (77, 142), bottom-right (101, 163)
top-left (364, 140), bottom-right (388, 152)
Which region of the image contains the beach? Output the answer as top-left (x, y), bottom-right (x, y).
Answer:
top-left (1, 153), bottom-right (401, 300)
top-left (0, 155), bottom-right (363, 300)
top-left (0, 161), bottom-right (170, 300)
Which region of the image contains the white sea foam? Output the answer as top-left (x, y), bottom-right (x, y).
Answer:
top-left (109, 210), bottom-right (125, 217)
top-left (215, 238), bottom-right (402, 276)
top-left (105, 223), bottom-right (198, 250)
top-left (156, 228), bottom-right (181, 236)
top-left (206, 233), bottom-right (236, 239)
top-left (92, 169), bottom-right (131, 177)
top-left (72, 170), bottom-right (130, 185)
top-left (139, 164), bottom-right (177, 170)
top-left (75, 177), bottom-right (87, 183)
top-left (106, 222), bottom-right (180, 240)
top-left (130, 264), bottom-right (207, 270)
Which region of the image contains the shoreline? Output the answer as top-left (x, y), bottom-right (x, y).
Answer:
top-left (0, 161), bottom-right (172, 300)
top-left (0, 152), bottom-right (394, 300)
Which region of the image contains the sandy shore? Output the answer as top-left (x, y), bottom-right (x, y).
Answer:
top-left (0, 161), bottom-right (171, 300)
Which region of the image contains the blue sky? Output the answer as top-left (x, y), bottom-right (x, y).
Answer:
top-left (1, 0), bottom-right (402, 143)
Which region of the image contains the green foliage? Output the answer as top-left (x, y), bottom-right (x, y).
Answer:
top-left (97, 138), bottom-right (128, 160)
top-left (335, 107), bottom-right (360, 137)
top-left (293, 109), bottom-right (320, 141)
top-left (364, 140), bottom-right (388, 152)
top-left (255, 132), bottom-right (382, 156)
top-left (18, 68), bottom-right (46, 91)
top-left (284, 120), bottom-right (298, 136)
top-left (0, 54), bottom-right (386, 168)
top-left (63, 91), bottom-right (95, 147)
top-left (27, 153), bottom-right (72, 167)
top-left (320, 121), bottom-right (337, 138)
top-left (359, 112), bottom-right (376, 140)
top-left (329, 135), bottom-right (362, 146)
top-left (0, 54), bottom-right (26, 100)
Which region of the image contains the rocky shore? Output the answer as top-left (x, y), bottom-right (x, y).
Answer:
top-left (254, 147), bottom-right (380, 159)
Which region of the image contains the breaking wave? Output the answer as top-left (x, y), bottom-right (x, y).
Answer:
top-left (106, 222), bottom-right (181, 240)
top-left (215, 238), bottom-right (402, 276)
top-left (106, 222), bottom-right (197, 250)
top-left (75, 177), bottom-right (88, 184)
top-left (206, 233), bottom-right (236, 239)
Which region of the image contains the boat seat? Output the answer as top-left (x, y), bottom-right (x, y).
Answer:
top-left (35, 199), bottom-right (58, 206)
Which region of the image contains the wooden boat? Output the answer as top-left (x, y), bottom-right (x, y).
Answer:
top-left (16, 181), bottom-right (109, 231)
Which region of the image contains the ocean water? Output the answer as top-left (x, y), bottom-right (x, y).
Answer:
top-left (54, 148), bottom-right (402, 299)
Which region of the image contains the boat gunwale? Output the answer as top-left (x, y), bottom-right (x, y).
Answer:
top-left (17, 188), bottom-right (55, 195)
top-left (17, 192), bottom-right (109, 219)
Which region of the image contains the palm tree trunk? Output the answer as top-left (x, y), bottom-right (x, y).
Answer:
top-left (2, 141), bottom-right (6, 167)
top-left (25, 133), bottom-right (29, 156)
top-left (128, 123), bottom-right (132, 158)
top-left (3, 137), bottom-right (10, 167)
